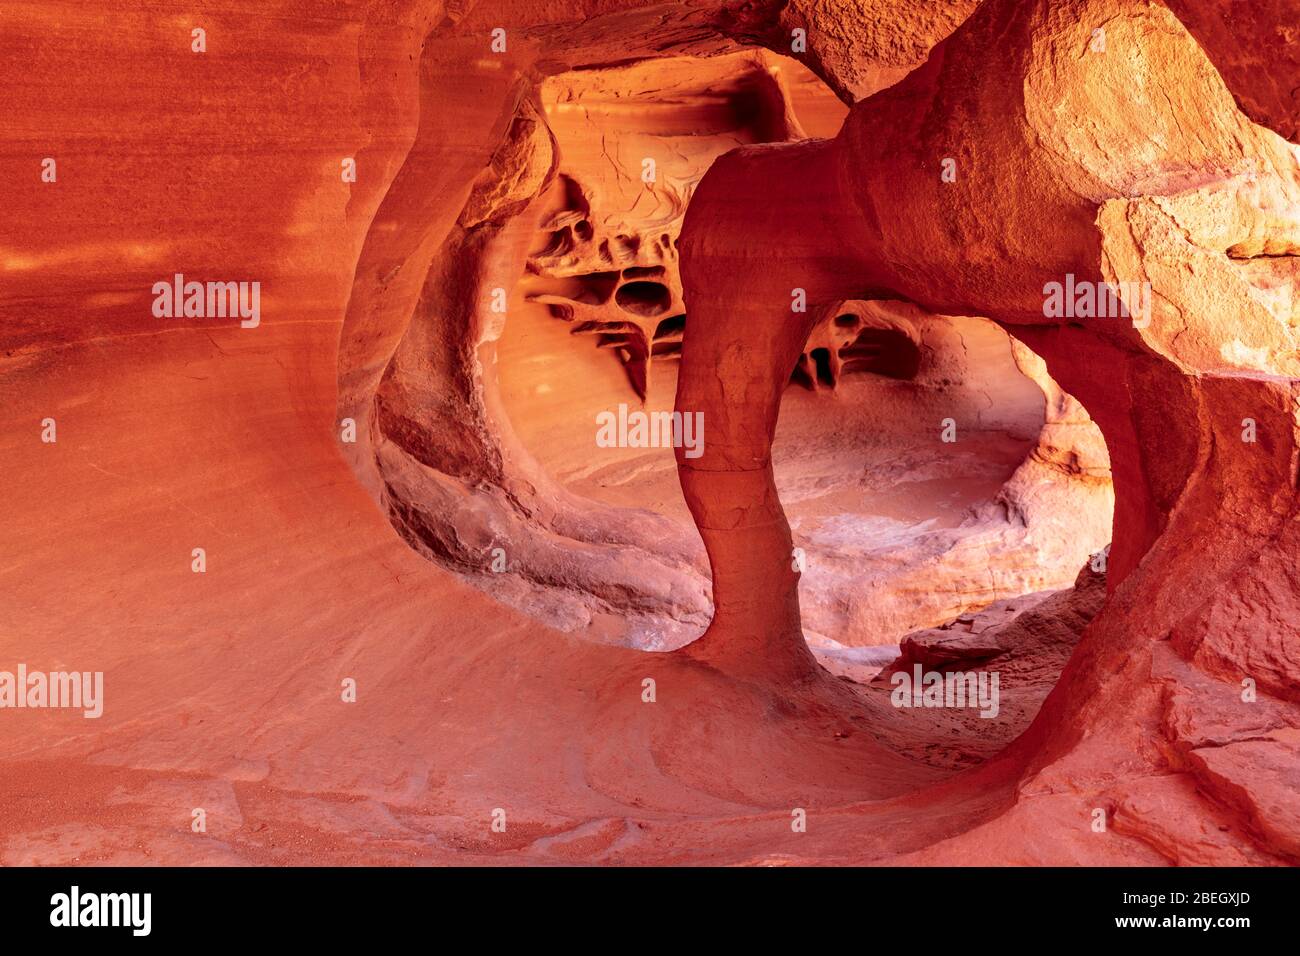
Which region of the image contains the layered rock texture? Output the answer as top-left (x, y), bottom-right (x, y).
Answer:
top-left (2, 0), bottom-right (1297, 866)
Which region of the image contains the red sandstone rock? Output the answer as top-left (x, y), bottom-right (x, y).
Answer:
top-left (1, 0), bottom-right (1297, 868)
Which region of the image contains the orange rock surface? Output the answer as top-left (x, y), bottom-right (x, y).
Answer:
top-left (1, 0), bottom-right (1296, 866)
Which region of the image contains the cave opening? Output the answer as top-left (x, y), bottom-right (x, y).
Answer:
top-left (364, 43), bottom-right (1117, 772)
top-left (491, 50), bottom-right (1116, 714)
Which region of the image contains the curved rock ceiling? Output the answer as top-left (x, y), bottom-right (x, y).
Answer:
top-left (2, 0), bottom-right (1298, 867)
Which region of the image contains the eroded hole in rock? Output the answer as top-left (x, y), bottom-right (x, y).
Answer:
top-left (651, 314), bottom-right (686, 358)
top-left (492, 50), bottom-right (1117, 722)
top-left (614, 280), bottom-right (673, 317)
top-left (371, 47), bottom-right (1118, 769)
